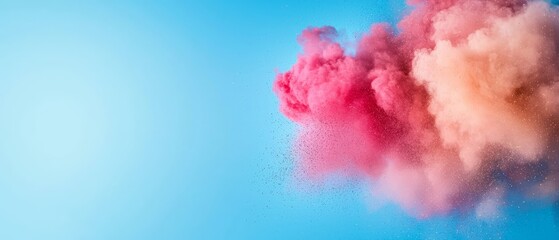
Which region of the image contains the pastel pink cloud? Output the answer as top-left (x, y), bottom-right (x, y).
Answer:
top-left (274, 0), bottom-right (559, 216)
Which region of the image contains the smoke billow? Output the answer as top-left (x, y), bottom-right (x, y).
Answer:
top-left (274, 0), bottom-right (559, 216)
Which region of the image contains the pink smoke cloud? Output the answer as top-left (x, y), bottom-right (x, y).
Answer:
top-left (274, 0), bottom-right (559, 217)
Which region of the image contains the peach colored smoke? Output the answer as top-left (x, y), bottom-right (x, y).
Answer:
top-left (274, 0), bottom-right (559, 216)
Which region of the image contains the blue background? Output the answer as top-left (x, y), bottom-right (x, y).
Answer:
top-left (0, 0), bottom-right (557, 239)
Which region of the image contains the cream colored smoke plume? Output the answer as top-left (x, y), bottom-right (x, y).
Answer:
top-left (414, 1), bottom-right (559, 171)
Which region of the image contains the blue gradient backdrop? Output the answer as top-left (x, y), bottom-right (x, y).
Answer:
top-left (0, 1), bottom-right (557, 239)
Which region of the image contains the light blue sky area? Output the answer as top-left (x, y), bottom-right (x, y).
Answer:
top-left (0, 0), bottom-right (557, 239)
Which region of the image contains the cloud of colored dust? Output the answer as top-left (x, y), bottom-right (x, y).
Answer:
top-left (274, 0), bottom-right (559, 217)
